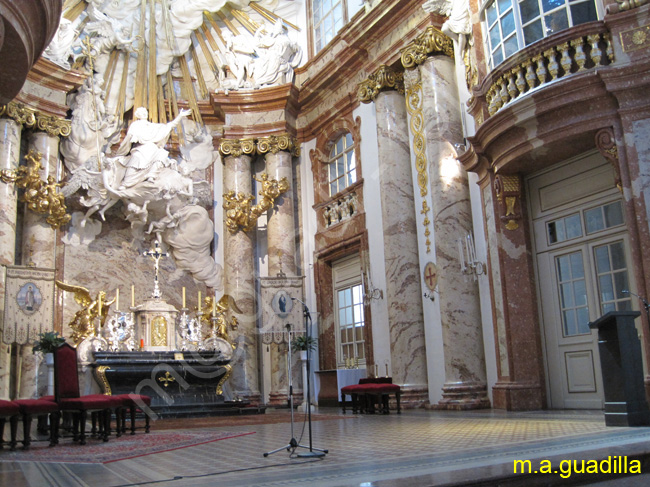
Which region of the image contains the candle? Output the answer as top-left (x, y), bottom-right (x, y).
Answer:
top-left (385, 363), bottom-right (389, 377)
top-left (182, 287), bottom-right (186, 308)
top-left (98, 293), bottom-right (102, 314)
top-left (140, 338), bottom-right (144, 349)
top-left (375, 364), bottom-right (378, 377)
top-left (198, 291), bottom-right (202, 312)
top-left (212, 293), bottom-right (217, 317)
top-left (131, 284), bottom-right (135, 307)
top-left (458, 239), bottom-right (465, 270)
top-left (115, 288), bottom-right (119, 310)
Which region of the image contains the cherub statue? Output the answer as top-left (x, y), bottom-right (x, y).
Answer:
top-left (200, 294), bottom-right (241, 340)
top-left (55, 281), bottom-right (116, 344)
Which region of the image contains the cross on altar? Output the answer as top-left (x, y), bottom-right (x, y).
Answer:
top-left (143, 240), bottom-right (168, 299)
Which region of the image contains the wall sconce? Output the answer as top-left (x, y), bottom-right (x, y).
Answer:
top-left (362, 270), bottom-right (383, 304)
top-left (458, 233), bottom-right (485, 277)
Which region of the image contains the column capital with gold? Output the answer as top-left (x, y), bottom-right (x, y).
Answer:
top-left (400, 26), bottom-right (454, 70)
top-left (218, 134), bottom-right (300, 158)
top-left (357, 65), bottom-right (405, 104)
top-left (0, 102), bottom-right (71, 137)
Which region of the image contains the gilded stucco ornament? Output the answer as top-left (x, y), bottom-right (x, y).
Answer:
top-left (400, 26), bottom-right (454, 69)
top-left (0, 150), bottom-right (71, 229)
top-left (494, 175), bottom-right (521, 231)
top-left (256, 134), bottom-right (300, 156)
top-left (0, 102), bottom-right (71, 137)
top-left (357, 65), bottom-right (405, 103)
top-left (219, 138), bottom-right (257, 157)
top-left (223, 174), bottom-right (290, 233)
top-left (55, 280), bottom-right (115, 345)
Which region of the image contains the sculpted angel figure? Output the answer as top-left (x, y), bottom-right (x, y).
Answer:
top-left (43, 16), bottom-right (80, 69)
top-left (422, 0), bottom-right (472, 52)
top-left (55, 281), bottom-right (116, 344)
top-left (200, 294), bottom-right (241, 340)
top-left (251, 19), bottom-right (302, 87)
top-left (112, 107), bottom-right (191, 189)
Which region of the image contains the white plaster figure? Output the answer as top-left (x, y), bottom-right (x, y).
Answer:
top-left (43, 16), bottom-right (80, 69)
top-left (422, 0), bottom-right (472, 52)
top-left (251, 19), bottom-right (302, 87)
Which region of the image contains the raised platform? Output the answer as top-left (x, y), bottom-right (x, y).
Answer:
top-left (92, 351), bottom-right (259, 418)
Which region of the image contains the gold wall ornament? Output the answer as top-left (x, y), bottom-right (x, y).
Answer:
top-left (219, 138), bottom-right (256, 157)
top-left (95, 366), bottom-right (112, 395)
top-left (400, 26), bottom-right (454, 70)
top-left (199, 294), bottom-right (241, 342)
top-left (0, 150), bottom-right (71, 229)
top-left (223, 174), bottom-right (290, 233)
top-left (256, 134), bottom-right (300, 156)
top-left (0, 102), bottom-right (37, 128)
top-left (36, 114), bottom-right (72, 138)
top-left (151, 316), bottom-right (168, 347)
top-left (157, 371), bottom-right (176, 388)
top-left (55, 280), bottom-right (115, 345)
top-left (357, 65), bottom-right (405, 104)
top-left (595, 127), bottom-right (623, 191)
top-left (494, 174), bottom-right (521, 231)
top-left (216, 364), bottom-right (233, 395)
top-left (404, 68), bottom-right (432, 253)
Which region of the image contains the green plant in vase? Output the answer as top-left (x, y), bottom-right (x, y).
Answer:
top-left (32, 331), bottom-right (66, 355)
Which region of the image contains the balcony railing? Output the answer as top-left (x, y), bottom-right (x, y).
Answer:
top-left (473, 22), bottom-right (614, 122)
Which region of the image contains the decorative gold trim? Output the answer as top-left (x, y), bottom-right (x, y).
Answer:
top-left (216, 364), bottom-right (233, 395)
top-left (158, 371), bottom-right (176, 388)
top-left (220, 135), bottom-right (299, 157)
top-left (0, 150), bottom-right (71, 229)
top-left (256, 134), bottom-right (300, 156)
top-left (400, 26), bottom-right (454, 70)
top-left (219, 138), bottom-right (257, 157)
top-left (0, 102), bottom-right (71, 137)
top-left (404, 68), bottom-right (431, 254)
top-left (494, 174), bottom-right (521, 231)
top-left (95, 365), bottom-right (112, 395)
top-left (357, 65), bottom-right (405, 104)
top-left (620, 24), bottom-right (650, 53)
top-left (223, 173), bottom-right (289, 233)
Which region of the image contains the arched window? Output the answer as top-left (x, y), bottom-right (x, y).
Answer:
top-left (327, 132), bottom-right (356, 196)
top-left (483, 0), bottom-right (599, 69)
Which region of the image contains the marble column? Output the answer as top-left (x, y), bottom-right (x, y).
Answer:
top-left (0, 118), bottom-right (22, 399)
top-left (223, 153), bottom-right (260, 404)
top-left (375, 89), bottom-right (429, 405)
top-left (19, 131), bottom-right (60, 398)
top-left (420, 56), bottom-right (489, 409)
top-left (264, 149), bottom-right (300, 406)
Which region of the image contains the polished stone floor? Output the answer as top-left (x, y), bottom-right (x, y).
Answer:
top-left (1, 408), bottom-right (649, 486)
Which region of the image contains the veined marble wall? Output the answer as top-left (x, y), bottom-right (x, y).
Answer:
top-left (0, 118), bottom-right (22, 398)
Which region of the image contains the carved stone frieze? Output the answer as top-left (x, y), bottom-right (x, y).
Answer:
top-left (322, 191), bottom-right (358, 228)
top-left (357, 65), bottom-right (405, 104)
top-left (400, 26), bottom-right (454, 70)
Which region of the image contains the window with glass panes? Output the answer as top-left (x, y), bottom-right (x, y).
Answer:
top-left (483, 0), bottom-right (599, 69)
top-left (313, 0), bottom-right (344, 53)
top-left (332, 255), bottom-right (365, 367)
top-left (327, 133), bottom-right (356, 196)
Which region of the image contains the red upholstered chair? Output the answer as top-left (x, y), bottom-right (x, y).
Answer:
top-left (53, 343), bottom-right (123, 444)
top-left (114, 394), bottom-right (152, 435)
top-left (0, 400), bottom-right (19, 450)
top-left (12, 398), bottom-right (60, 449)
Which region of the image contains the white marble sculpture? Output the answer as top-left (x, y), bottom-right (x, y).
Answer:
top-left (251, 19), bottom-right (302, 88)
top-left (43, 16), bottom-right (81, 69)
top-left (422, 0), bottom-right (472, 52)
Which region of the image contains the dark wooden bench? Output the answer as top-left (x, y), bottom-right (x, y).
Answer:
top-left (340, 377), bottom-right (401, 414)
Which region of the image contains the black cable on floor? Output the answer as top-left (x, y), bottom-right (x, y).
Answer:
top-left (107, 457), bottom-right (324, 487)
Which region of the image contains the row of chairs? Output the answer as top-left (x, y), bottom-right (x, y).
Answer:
top-left (0, 342), bottom-right (152, 450)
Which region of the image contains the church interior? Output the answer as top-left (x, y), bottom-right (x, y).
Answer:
top-left (1, 0), bottom-right (650, 485)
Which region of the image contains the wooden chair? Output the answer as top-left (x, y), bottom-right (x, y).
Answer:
top-left (0, 400), bottom-right (19, 450)
top-left (53, 343), bottom-right (123, 444)
top-left (12, 398), bottom-right (60, 449)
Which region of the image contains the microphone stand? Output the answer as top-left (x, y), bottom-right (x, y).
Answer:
top-left (263, 323), bottom-right (311, 457)
top-left (293, 297), bottom-right (327, 458)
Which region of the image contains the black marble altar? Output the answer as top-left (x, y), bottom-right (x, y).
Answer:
top-left (589, 311), bottom-right (650, 427)
top-left (92, 351), bottom-right (259, 417)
